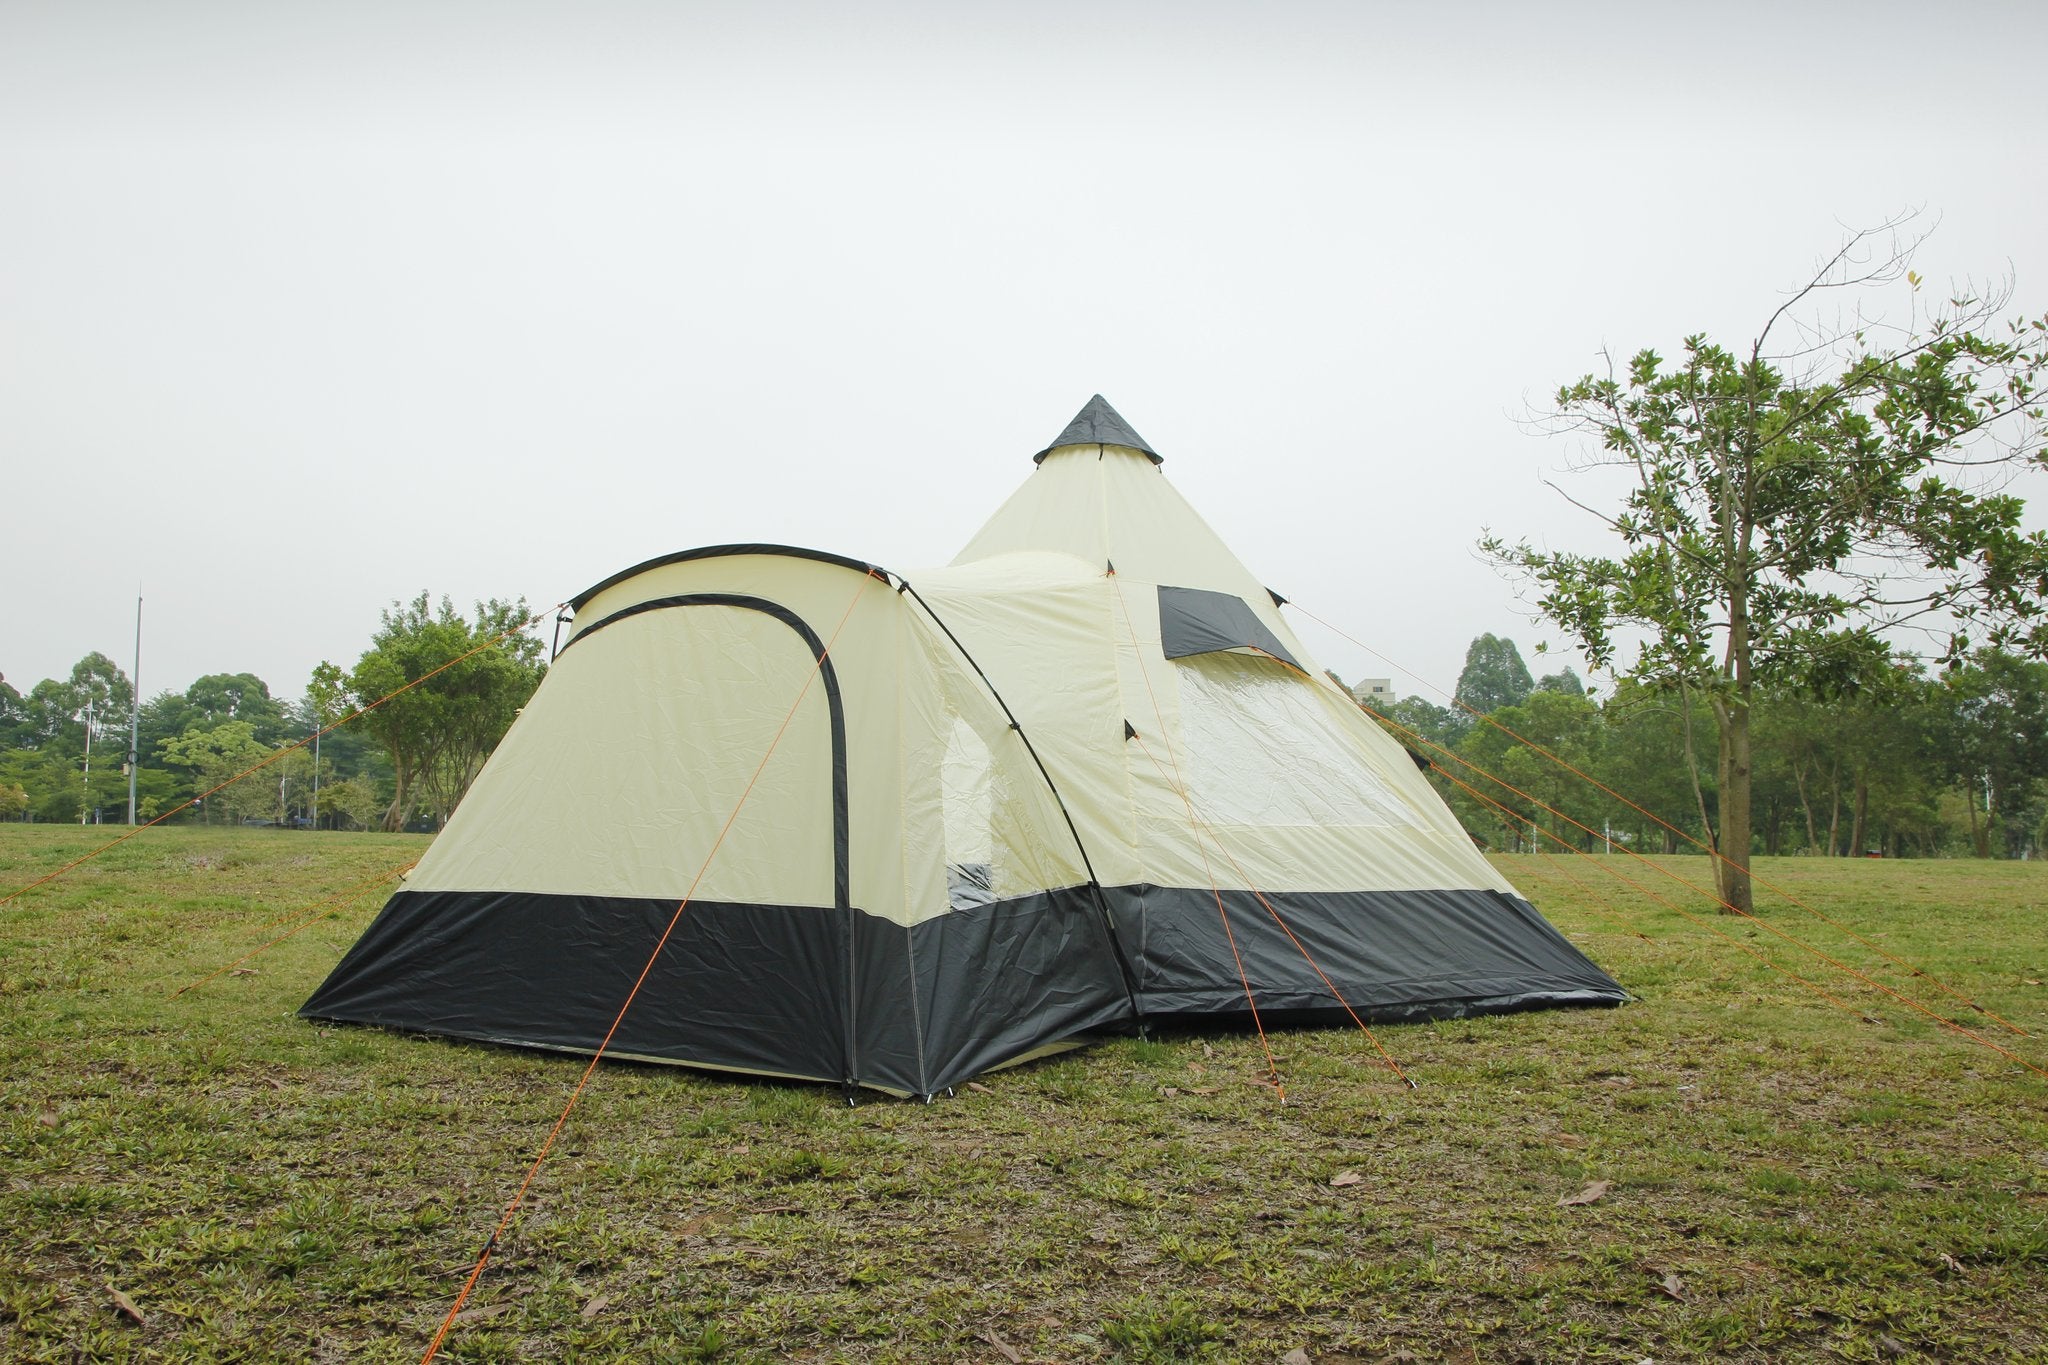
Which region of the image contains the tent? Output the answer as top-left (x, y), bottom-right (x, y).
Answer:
top-left (303, 397), bottom-right (1626, 1096)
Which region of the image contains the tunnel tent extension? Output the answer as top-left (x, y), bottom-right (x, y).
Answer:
top-left (300, 547), bottom-right (1134, 1098)
top-left (302, 399), bottom-right (1626, 1097)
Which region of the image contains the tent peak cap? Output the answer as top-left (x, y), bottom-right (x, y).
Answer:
top-left (1033, 394), bottom-right (1161, 465)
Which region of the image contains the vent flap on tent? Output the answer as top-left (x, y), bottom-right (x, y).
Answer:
top-left (1156, 585), bottom-right (1303, 671)
top-left (1033, 394), bottom-right (1161, 464)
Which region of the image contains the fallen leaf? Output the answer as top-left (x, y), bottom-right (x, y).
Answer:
top-left (1329, 1171), bottom-right (1363, 1188)
top-left (230, 968), bottom-right (259, 976)
top-left (263, 1076), bottom-right (285, 1091)
top-left (1559, 1180), bottom-right (1613, 1207)
top-left (1877, 1334), bottom-right (1909, 1358)
top-left (1201, 1042), bottom-right (1216, 1058)
top-left (1861, 1014), bottom-right (1884, 1026)
top-left (678, 1212), bottom-right (732, 1238)
top-left (1550, 1132), bottom-right (1586, 1148)
top-left (1938, 1251), bottom-right (1963, 1274)
top-left (1281, 1350), bottom-right (1313, 1365)
top-left (981, 1328), bottom-right (1024, 1363)
top-left (580, 1295), bottom-right (611, 1320)
top-left (37, 1101), bottom-right (58, 1128)
top-left (967, 1082), bottom-right (993, 1094)
top-left (1653, 1270), bottom-right (1686, 1301)
top-left (1188, 1086), bottom-right (1219, 1095)
top-left (2024, 978), bottom-right (2042, 987)
top-left (108, 1285), bottom-right (145, 1325)
top-left (451, 1303), bottom-right (513, 1325)
top-left (1159, 1086), bottom-right (1180, 1098)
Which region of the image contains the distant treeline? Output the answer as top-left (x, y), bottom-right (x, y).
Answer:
top-left (1365, 634), bottom-right (2048, 860)
top-left (1, 593), bottom-right (543, 832)
top-left (8, 616), bottom-right (2043, 859)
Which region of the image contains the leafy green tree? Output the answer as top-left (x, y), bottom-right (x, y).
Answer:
top-left (316, 775), bottom-right (386, 831)
top-left (338, 594), bottom-right (544, 831)
top-left (0, 781), bottom-right (25, 820)
top-left (1453, 634), bottom-right (1534, 715)
top-left (0, 750), bottom-right (78, 821)
top-left (159, 721), bottom-right (277, 825)
top-left (1455, 689), bottom-right (1604, 851)
top-left (1931, 650), bottom-right (2048, 857)
top-left (181, 672), bottom-right (289, 745)
top-left (135, 690), bottom-right (201, 760)
top-left (1599, 681), bottom-right (1711, 853)
top-left (0, 676), bottom-right (32, 750)
top-left (1373, 695), bottom-right (1468, 751)
top-left (68, 652), bottom-right (134, 728)
top-left (294, 664), bottom-right (389, 794)
top-left (1488, 225), bottom-right (2048, 910)
top-left (1536, 667), bottom-right (1585, 697)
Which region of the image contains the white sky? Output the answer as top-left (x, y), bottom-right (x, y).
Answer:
top-left (5, 0), bottom-right (2045, 712)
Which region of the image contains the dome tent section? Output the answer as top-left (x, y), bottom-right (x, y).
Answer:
top-left (301, 547), bottom-right (1134, 1098)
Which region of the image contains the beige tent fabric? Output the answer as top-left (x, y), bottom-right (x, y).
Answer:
top-left (918, 439), bottom-right (1516, 899)
top-left (406, 551), bottom-right (1089, 927)
top-left (409, 437), bottom-right (1512, 926)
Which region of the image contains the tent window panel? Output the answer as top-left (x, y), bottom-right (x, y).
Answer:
top-left (941, 716), bottom-right (998, 910)
top-left (1174, 653), bottom-right (1418, 829)
top-left (925, 659), bottom-right (1086, 913)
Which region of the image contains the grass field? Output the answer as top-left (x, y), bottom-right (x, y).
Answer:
top-left (1, 825), bottom-right (2044, 1363)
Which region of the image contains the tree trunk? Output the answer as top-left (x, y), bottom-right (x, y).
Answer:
top-left (1825, 760), bottom-right (1842, 858)
top-left (1793, 761), bottom-right (1819, 853)
top-left (1850, 780), bottom-right (1868, 857)
top-left (1712, 695), bottom-right (1755, 915)
top-left (382, 755), bottom-right (411, 834)
top-left (1964, 777), bottom-right (1990, 858)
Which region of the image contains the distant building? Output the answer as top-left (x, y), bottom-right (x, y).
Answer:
top-left (1349, 678), bottom-right (1394, 707)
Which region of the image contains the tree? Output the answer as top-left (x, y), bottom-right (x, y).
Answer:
top-left (316, 775), bottom-right (386, 831)
top-left (181, 672), bottom-right (289, 744)
top-left (1454, 688), bottom-right (1605, 852)
top-left (0, 675), bottom-right (31, 750)
top-left (338, 594), bottom-right (544, 831)
top-left (1453, 634), bottom-right (1534, 715)
top-left (1536, 667), bottom-right (1585, 697)
top-left (1488, 223), bottom-right (2048, 911)
top-left (0, 750), bottom-right (78, 821)
top-left (1931, 650), bottom-right (2048, 858)
top-left (159, 721), bottom-right (277, 825)
top-left (1598, 680), bottom-right (1710, 853)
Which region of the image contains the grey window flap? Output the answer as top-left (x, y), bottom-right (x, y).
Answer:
top-left (1157, 585), bottom-right (1303, 671)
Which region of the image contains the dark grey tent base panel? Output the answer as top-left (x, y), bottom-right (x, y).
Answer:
top-left (1101, 883), bottom-right (1629, 1020)
top-left (299, 888), bottom-right (1132, 1098)
top-left (300, 881), bottom-right (1622, 1096)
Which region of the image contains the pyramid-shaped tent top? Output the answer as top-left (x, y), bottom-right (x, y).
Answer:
top-left (960, 397), bottom-right (1253, 596)
top-left (1034, 393), bottom-right (1160, 464)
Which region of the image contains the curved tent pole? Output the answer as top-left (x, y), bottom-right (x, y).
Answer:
top-left (894, 578), bottom-right (1147, 1030)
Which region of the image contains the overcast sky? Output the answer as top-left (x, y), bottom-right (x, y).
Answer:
top-left (5, 0), bottom-right (2045, 715)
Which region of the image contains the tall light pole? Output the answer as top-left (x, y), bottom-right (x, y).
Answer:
top-left (80, 697), bottom-right (96, 825)
top-left (127, 594), bottom-right (142, 826)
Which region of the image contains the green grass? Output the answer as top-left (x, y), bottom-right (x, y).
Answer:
top-left (2, 826), bottom-right (2045, 1362)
